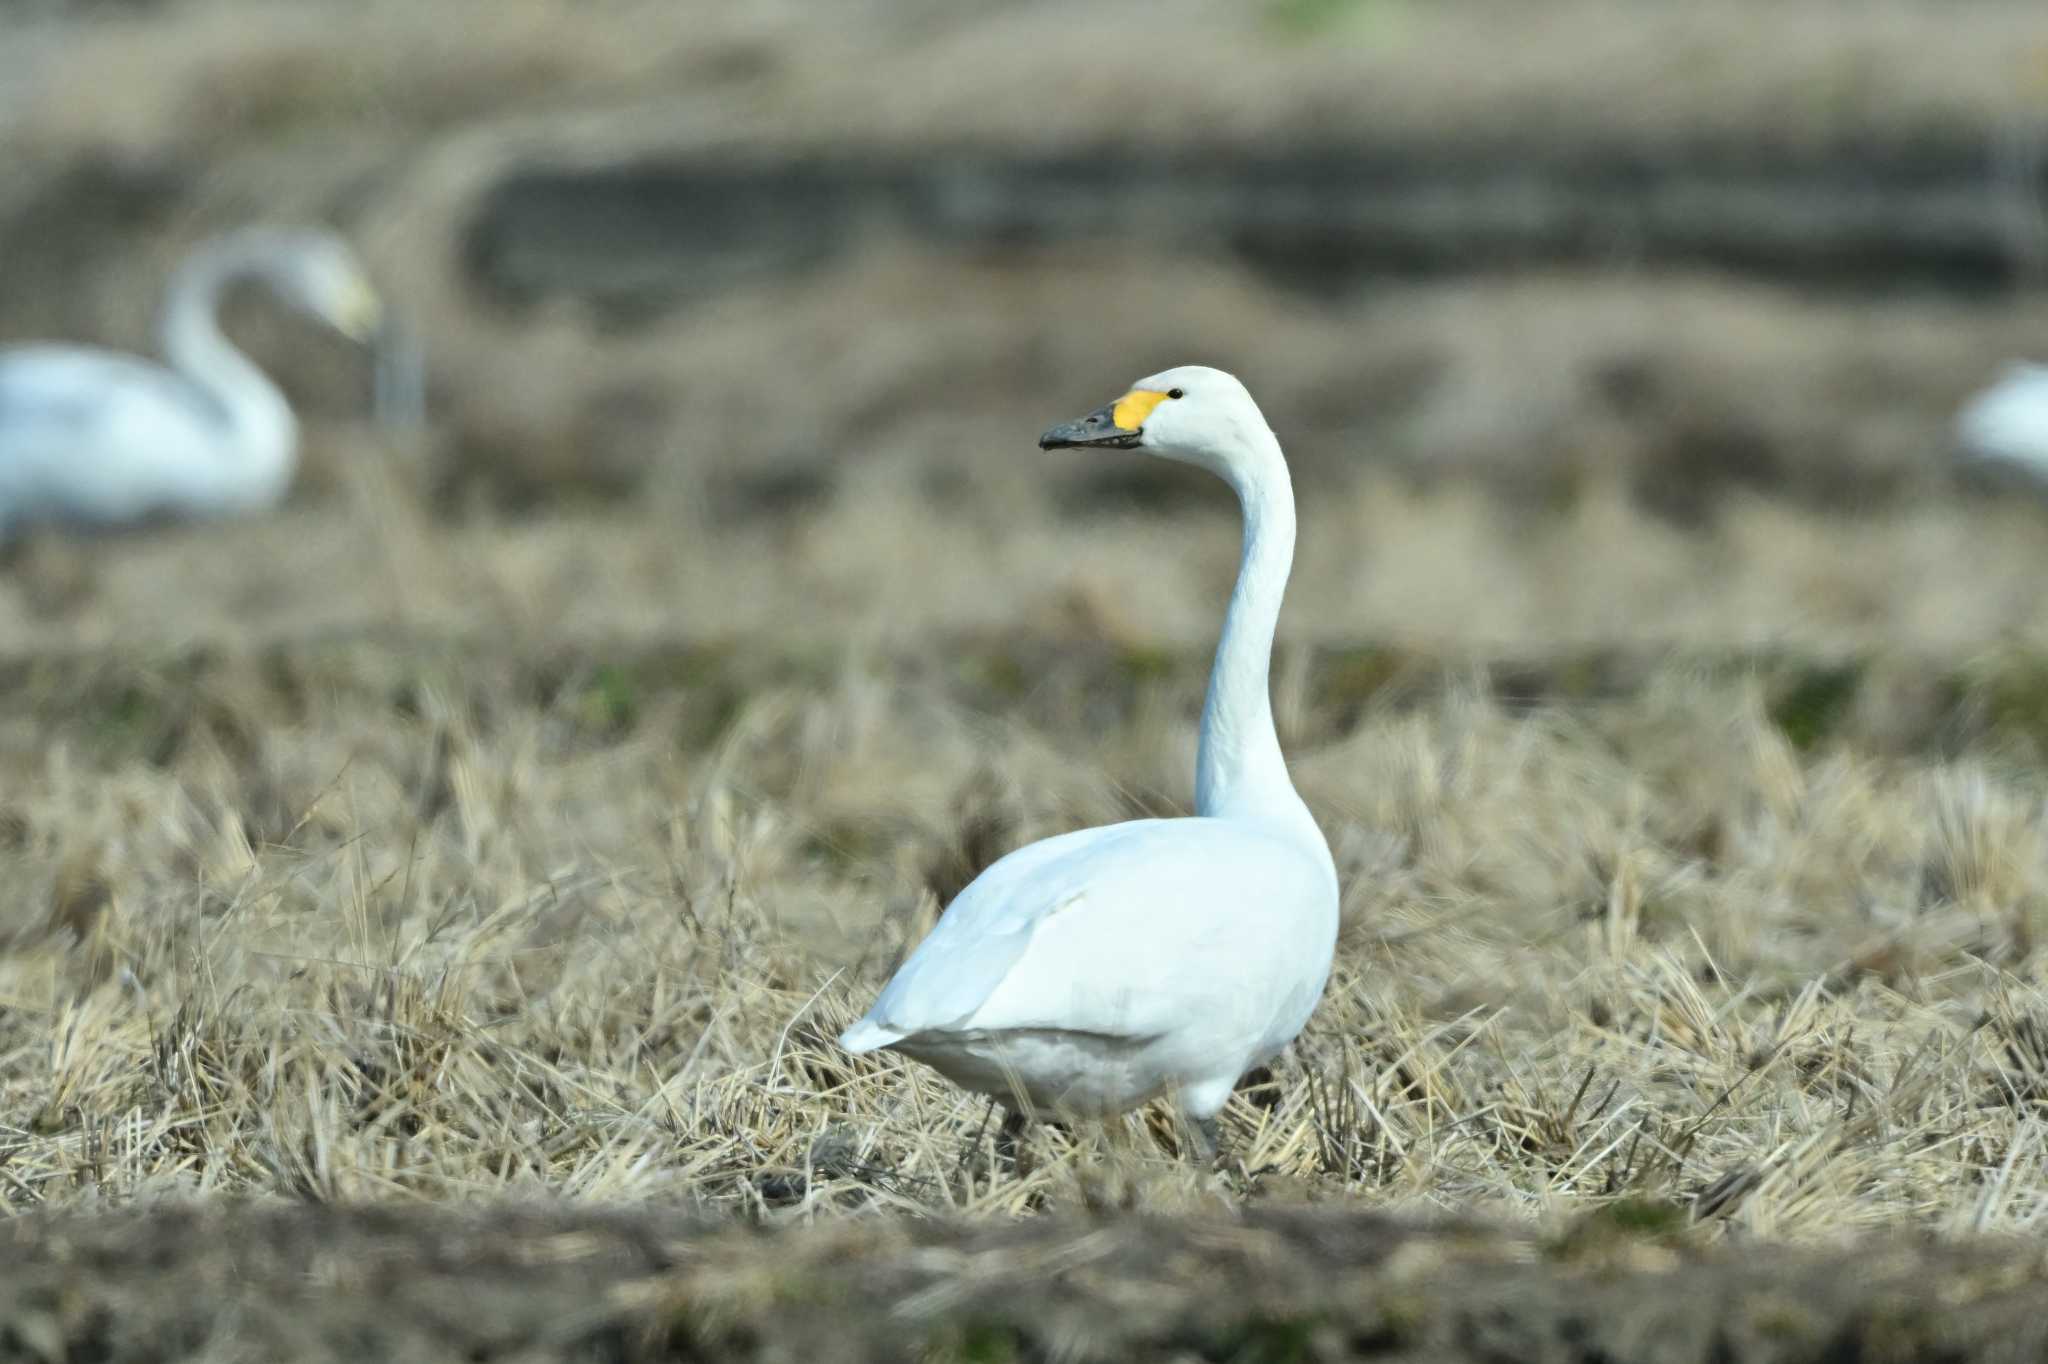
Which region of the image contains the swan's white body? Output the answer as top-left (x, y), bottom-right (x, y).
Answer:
top-left (841, 366), bottom-right (1338, 1126)
top-left (1956, 362), bottom-right (2048, 479)
top-left (0, 228), bottom-right (384, 541)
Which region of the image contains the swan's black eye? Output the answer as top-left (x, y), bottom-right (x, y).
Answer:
top-left (1168, 387), bottom-right (1185, 400)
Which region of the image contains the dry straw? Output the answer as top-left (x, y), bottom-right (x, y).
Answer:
top-left (4, 639), bottom-right (2048, 1241)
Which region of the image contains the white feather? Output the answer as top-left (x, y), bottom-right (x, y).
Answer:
top-left (1957, 362), bottom-right (2048, 476)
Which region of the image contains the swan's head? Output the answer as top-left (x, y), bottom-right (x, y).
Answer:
top-left (283, 238), bottom-right (385, 345)
top-left (237, 229), bottom-right (386, 345)
top-left (1038, 365), bottom-right (1272, 476)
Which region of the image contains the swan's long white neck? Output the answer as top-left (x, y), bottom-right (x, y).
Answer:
top-left (1194, 426), bottom-right (1319, 850)
top-left (157, 248), bottom-right (299, 509)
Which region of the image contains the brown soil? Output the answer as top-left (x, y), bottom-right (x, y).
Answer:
top-left (0, 1201), bottom-right (2042, 1363)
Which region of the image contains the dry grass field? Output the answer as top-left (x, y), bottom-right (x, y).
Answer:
top-left (11, 632), bottom-right (2048, 1355)
top-left (12, 626), bottom-right (2048, 1229)
top-left (8, 0), bottom-right (2048, 1358)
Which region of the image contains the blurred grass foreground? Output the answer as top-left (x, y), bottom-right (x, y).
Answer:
top-left (5, 1), bottom-right (2048, 1360)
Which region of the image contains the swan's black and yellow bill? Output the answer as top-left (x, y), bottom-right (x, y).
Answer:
top-left (1039, 389), bottom-right (1170, 450)
top-left (330, 275), bottom-right (386, 345)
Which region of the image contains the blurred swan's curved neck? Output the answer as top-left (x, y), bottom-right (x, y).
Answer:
top-left (158, 244), bottom-right (298, 498)
top-left (1194, 428), bottom-right (1311, 838)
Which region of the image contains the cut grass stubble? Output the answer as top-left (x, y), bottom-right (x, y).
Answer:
top-left (4, 639), bottom-right (2048, 1238)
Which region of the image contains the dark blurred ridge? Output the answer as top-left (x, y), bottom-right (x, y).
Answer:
top-left (1, 1201), bottom-right (2044, 1363)
top-left (469, 141), bottom-right (2048, 318)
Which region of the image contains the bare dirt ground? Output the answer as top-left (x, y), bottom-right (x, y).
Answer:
top-left (5, 1201), bottom-right (2048, 1363)
top-left (7, 1), bottom-right (2048, 1359)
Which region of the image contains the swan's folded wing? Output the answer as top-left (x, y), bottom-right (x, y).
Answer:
top-left (0, 347), bottom-right (220, 525)
top-left (964, 825), bottom-right (1330, 1044)
top-left (851, 818), bottom-right (1329, 1047)
top-left (847, 823), bottom-right (1140, 1046)
top-left (1, 348), bottom-right (217, 432)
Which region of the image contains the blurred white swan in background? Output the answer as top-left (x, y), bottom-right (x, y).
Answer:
top-left (0, 227), bottom-right (409, 541)
top-left (1955, 361), bottom-right (2048, 486)
top-left (840, 365), bottom-right (1339, 1161)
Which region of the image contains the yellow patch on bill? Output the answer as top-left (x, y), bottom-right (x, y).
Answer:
top-left (335, 276), bottom-right (385, 340)
top-left (1111, 389), bottom-right (1170, 432)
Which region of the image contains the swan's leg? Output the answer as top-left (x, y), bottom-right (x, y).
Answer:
top-left (994, 1106), bottom-right (1030, 1169)
top-left (1179, 1075), bottom-right (1236, 1166)
top-left (957, 1103), bottom-right (1033, 1187)
top-left (957, 1098), bottom-right (1001, 1171)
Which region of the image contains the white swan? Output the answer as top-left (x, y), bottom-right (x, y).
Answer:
top-left (0, 228), bottom-right (389, 540)
top-left (841, 365), bottom-right (1339, 1158)
top-left (1956, 362), bottom-right (2048, 484)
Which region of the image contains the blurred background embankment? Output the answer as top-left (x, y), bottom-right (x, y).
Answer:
top-left (3, 0), bottom-right (2047, 654)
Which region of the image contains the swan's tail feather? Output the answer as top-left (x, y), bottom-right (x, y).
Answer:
top-left (838, 1018), bottom-right (903, 1053)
